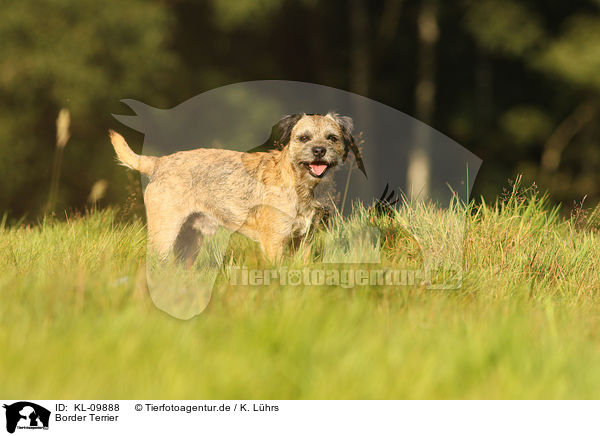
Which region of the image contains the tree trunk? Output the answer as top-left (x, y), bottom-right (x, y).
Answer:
top-left (341, 0), bottom-right (370, 214)
top-left (350, 0), bottom-right (369, 97)
top-left (407, 0), bottom-right (438, 201)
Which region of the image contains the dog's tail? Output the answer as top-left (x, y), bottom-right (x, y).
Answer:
top-left (108, 130), bottom-right (156, 175)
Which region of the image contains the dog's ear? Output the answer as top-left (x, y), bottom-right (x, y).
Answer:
top-left (275, 114), bottom-right (303, 148)
top-left (332, 114), bottom-right (367, 178)
top-left (247, 114), bottom-right (302, 153)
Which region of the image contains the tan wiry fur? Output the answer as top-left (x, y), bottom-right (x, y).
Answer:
top-left (109, 114), bottom-right (353, 264)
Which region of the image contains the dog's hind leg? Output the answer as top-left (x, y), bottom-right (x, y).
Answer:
top-left (174, 212), bottom-right (219, 269)
top-left (146, 216), bottom-right (186, 262)
top-left (174, 216), bottom-right (203, 269)
top-left (144, 183), bottom-right (191, 261)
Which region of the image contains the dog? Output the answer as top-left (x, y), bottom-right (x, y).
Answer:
top-left (109, 113), bottom-right (365, 265)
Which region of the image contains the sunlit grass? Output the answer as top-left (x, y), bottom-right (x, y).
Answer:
top-left (1, 186), bottom-right (600, 398)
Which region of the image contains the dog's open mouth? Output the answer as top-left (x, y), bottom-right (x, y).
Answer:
top-left (303, 161), bottom-right (331, 178)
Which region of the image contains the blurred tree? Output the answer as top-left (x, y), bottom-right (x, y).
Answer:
top-left (210, 0), bottom-right (286, 29)
top-left (463, 0), bottom-right (600, 205)
top-left (407, 0), bottom-right (438, 200)
top-left (2, 0), bottom-right (600, 218)
top-left (0, 0), bottom-right (178, 216)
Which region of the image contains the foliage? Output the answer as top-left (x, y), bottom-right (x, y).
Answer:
top-left (1, 188), bottom-right (600, 398)
top-left (2, 0), bottom-right (600, 216)
top-left (464, 0), bottom-right (545, 57)
top-left (0, 0), bottom-right (177, 215)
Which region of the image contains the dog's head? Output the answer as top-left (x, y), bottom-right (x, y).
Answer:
top-left (274, 113), bottom-right (366, 183)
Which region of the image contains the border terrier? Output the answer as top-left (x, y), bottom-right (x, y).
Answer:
top-left (109, 113), bottom-right (365, 265)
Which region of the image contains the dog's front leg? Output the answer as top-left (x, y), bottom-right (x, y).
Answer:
top-left (255, 206), bottom-right (293, 263)
top-left (260, 235), bottom-right (287, 263)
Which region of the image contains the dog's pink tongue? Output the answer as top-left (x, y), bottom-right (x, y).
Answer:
top-left (309, 164), bottom-right (327, 176)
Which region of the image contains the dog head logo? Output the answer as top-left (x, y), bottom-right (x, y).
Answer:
top-left (112, 80), bottom-right (481, 319)
top-left (3, 402), bottom-right (50, 433)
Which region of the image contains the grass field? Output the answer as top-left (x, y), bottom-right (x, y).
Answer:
top-left (2, 183), bottom-right (600, 399)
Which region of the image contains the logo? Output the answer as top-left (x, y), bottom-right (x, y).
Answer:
top-left (3, 402), bottom-right (50, 434)
top-left (112, 81), bottom-right (481, 319)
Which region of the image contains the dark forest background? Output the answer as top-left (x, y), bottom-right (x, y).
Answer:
top-left (2, 0), bottom-right (600, 219)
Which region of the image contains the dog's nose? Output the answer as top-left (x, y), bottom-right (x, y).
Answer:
top-left (312, 146), bottom-right (326, 159)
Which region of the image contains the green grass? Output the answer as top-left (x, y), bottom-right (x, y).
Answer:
top-left (1, 186), bottom-right (600, 399)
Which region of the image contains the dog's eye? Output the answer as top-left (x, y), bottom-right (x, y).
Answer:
top-left (299, 135), bottom-right (311, 142)
top-left (327, 135), bottom-right (339, 142)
